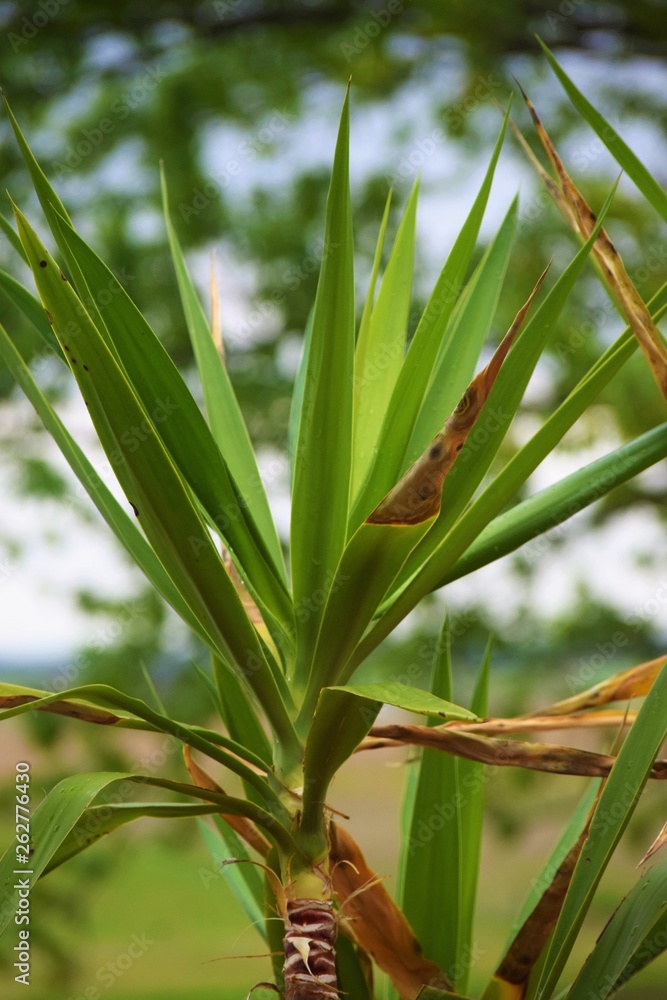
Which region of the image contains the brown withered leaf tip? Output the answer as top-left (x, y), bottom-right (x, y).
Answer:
top-left (209, 249), bottom-right (225, 363)
top-left (640, 819), bottom-right (667, 866)
top-left (535, 654), bottom-right (666, 717)
top-left (366, 264), bottom-right (550, 526)
top-left (513, 83), bottom-right (667, 401)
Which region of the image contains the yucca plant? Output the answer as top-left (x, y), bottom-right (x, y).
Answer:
top-left (1, 45), bottom-right (667, 1000)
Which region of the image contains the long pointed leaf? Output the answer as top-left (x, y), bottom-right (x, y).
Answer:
top-left (457, 639), bottom-right (491, 993)
top-left (353, 180), bottom-right (418, 493)
top-left (12, 206), bottom-right (298, 755)
top-left (400, 622), bottom-right (463, 987)
top-left (352, 108), bottom-right (511, 523)
top-left (405, 197), bottom-right (518, 469)
top-left (345, 187), bottom-right (617, 676)
top-left (0, 325), bottom-right (207, 640)
top-left (0, 682), bottom-right (278, 804)
top-left (565, 854), bottom-right (667, 1000)
top-left (291, 90), bottom-right (355, 686)
top-left (538, 40), bottom-right (667, 223)
top-left (44, 802), bottom-right (223, 875)
top-left (197, 816), bottom-right (266, 938)
top-left (439, 423), bottom-right (667, 586)
top-left (0, 772), bottom-right (131, 936)
top-left (49, 207), bottom-right (290, 625)
top-left (0, 267), bottom-right (59, 352)
top-left (300, 683), bottom-right (475, 842)
top-left (161, 168), bottom-right (286, 578)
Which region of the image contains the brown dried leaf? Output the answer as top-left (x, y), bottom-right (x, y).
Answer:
top-left (330, 823), bottom-right (451, 1000)
top-left (515, 85), bottom-right (667, 399)
top-left (366, 265), bottom-right (550, 525)
top-left (639, 819), bottom-right (667, 866)
top-left (183, 745), bottom-right (271, 857)
top-left (536, 654), bottom-right (667, 717)
top-left (0, 694), bottom-right (121, 725)
top-left (443, 710), bottom-right (637, 736)
top-left (364, 723), bottom-right (667, 780)
top-left (493, 789), bottom-right (599, 992)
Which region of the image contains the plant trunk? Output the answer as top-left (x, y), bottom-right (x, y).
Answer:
top-left (283, 862), bottom-right (338, 1000)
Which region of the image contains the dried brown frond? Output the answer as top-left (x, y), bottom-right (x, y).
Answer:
top-left (366, 265), bottom-right (550, 525)
top-left (513, 85), bottom-right (667, 399)
top-left (363, 724), bottom-right (667, 780)
top-left (330, 823), bottom-right (450, 1000)
top-left (0, 693), bottom-right (121, 725)
top-left (536, 654), bottom-right (667, 717)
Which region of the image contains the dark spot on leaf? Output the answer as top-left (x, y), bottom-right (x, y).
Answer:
top-left (456, 443), bottom-right (463, 452)
top-left (39, 260), bottom-right (47, 268)
top-left (71, 358), bottom-right (77, 364)
top-left (130, 502), bottom-right (139, 517)
top-left (429, 443), bottom-right (444, 461)
top-left (60, 271), bottom-right (68, 281)
top-left (63, 345), bottom-right (70, 352)
top-left (83, 364), bottom-right (89, 372)
top-left (45, 310), bottom-right (53, 324)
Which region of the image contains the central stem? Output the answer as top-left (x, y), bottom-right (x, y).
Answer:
top-left (283, 861), bottom-right (338, 999)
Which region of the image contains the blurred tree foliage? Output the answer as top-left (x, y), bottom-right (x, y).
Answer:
top-left (0, 0), bottom-right (665, 669)
top-left (1, 1), bottom-right (665, 431)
